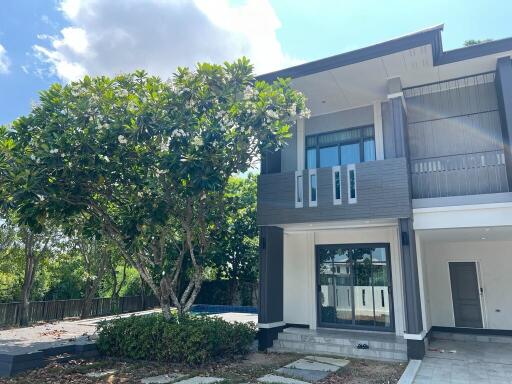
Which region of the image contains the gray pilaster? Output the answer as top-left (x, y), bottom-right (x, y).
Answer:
top-left (387, 76), bottom-right (402, 94)
top-left (496, 56), bottom-right (512, 190)
top-left (382, 97), bottom-right (408, 159)
top-left (399, 218), bottom-right (423, 334)
top-left (399, 218), bottom-right (425, 359)
top-left (258, 226), bottom-right (284, 350)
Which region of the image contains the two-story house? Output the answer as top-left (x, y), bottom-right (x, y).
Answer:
top-left (256, 25), bottom-right (512, 361)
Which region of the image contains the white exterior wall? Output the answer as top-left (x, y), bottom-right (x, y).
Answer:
top-left (283, 225), bottom-right (406, 335)
top-left (283, 231), bottom-right (315, 326)
top-left (423, 240), bottom-right (512, 330)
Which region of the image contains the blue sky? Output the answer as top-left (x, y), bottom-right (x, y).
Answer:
top-left (1, 0), bottom-right (511, 125)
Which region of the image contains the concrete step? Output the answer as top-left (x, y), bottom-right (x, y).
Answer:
top-left (269, 339), bottom-right (407, 362)
top-left (432, 331), bottom-right (512, 344)
top-left (277, 331), bottom-right (407, 352)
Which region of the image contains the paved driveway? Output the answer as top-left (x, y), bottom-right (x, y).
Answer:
top-left (0, 309), bottom-right (257, 355)
top-left (413, 338), bottom-right (512, 384)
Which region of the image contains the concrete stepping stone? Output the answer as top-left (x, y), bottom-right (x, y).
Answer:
top-left (85, 369), bottom-right (117, 378)
top-left (304, 356), bottom-right (350, 368)
top-left (174, 376), bottom-right (224, 384)
top-left (276, 367), bottom-right (329, 382)
top-left (141, 373), bottom-right (186, 384)
top-left (257, 374), bottom-right (310, 384)
top-left (284, 358), bottom-right (340, 372)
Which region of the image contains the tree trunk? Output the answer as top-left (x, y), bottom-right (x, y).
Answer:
top-left (180, 269), bottom-right (204, 313)
top-left (19, 232), bottom-right (37, 327)
top-left (231, 279), bottom-right (241, 306)
top-left (81, 269), bottom-right (107, 318)
top-left (111, 265), bottom-right (118, 302)
top-left (80, 284), bottom-right (94, 319)
top-left (110, 262), bottom-right (126, 314)
top-left (161, 301), bottom-right (172, 320)
top-left (19, 283), bottom-right (31, 327)
top-left (140, 275), bottom-right (146, 310)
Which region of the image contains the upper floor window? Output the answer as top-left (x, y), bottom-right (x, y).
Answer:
top-left (306, 126), bottom-right (375, 169)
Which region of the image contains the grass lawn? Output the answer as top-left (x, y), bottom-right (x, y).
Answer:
top-left (0, 353), bottom-right (405, 384)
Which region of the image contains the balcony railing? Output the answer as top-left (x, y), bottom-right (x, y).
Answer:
top-left (410, 150), bottom-right (508, 199)
top-left (257, 158), bottom-right (411, 226)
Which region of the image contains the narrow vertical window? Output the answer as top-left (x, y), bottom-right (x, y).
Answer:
top-left (309, 169), bottom-right (317, 207)
top-left (332, 166), bottom-right (342, 205)
top-left (381, 289), bottom-right (385, 308)
top-left (295, 171), bottom-right (303, 208)
top-left (347, 164), bottom-right (357, 204)
top-left (362, 289), bottom-right (366, 306)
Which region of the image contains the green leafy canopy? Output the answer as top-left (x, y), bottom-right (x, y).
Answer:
top-left (0, 58), bottom-right (308, 314)
top-left (1, 58), bottom-right (308, 236)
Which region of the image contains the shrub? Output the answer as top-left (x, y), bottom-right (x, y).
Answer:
top-left (96, 313), bottom-right (257, 365)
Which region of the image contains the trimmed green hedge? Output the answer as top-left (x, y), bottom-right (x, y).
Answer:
top-left (96, 313), bottom-right (257, 365)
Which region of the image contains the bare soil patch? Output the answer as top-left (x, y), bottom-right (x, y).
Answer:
top-left (319, 359), bottom-right (406, 384)
top-left (0, 353), bottom-right (405, 384)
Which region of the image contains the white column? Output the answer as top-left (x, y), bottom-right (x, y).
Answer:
top-left (373, 101), bottom-right (385, 160)
top-left (415, 233), bottom-right (430, 333)
top-left (296, 119), bottom-right (305, 171)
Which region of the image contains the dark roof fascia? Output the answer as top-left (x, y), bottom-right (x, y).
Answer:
top-left (435, 37), bottom-right (512, 66)
top-left (256, 26), bottom-right (444, 83)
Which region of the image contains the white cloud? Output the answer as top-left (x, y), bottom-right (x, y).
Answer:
top-left (54, 27), bottom-right (89, 55)
top-left (0, 44), bottom-right (10, 74)
top-left (33, 0), bottom-right (300, 82)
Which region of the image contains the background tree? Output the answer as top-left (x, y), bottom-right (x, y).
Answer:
top-left (70, 232), bottom-right (112, 318)
top-left (464, 39), bottom-right (493, 46)
top-left (0, 219), bottom-right (24, 302)
top-left (209, 174), bottom-right (258, 304)
top-left (1, 58), bottom-right (308, 318)
top-left (0, 216), bottom-right (62, 325)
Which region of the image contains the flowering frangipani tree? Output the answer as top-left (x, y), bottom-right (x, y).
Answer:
top-left (0, 58), bottom-right (309, 317)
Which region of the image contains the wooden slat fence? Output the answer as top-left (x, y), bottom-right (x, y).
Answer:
top-left (0, 295), bottom-right (159, 327)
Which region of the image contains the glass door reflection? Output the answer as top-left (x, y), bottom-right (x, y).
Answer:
top-left (317, 244), bottom-right (393, 331)
top-left (333, 249), bottom-right (352, 324)
top-left (354, 249), bottom-right (375, 326)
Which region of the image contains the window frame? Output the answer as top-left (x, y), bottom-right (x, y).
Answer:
top-left (347, 164), bottom-right (357, 204)
top-left (305, 125), bottom-right (375, 169)
top-left (309, 169), bottom-right (318, 207)
top-left (332, 165), bottom-right (342, 205)
top-left (295, 171), bottom-right (304, 208)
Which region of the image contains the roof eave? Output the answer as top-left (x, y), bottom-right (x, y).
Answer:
top-left (435, 37), bottom-right (512, 66)
top-left (256, 25), bottom-right (444, 83)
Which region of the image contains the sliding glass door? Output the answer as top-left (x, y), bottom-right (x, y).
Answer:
top-left (317, 244), bottom-right (393, 331)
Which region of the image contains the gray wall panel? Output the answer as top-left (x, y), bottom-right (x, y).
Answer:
top-left (257, 158), bottom-right (411, 226)
top-left (382, 98), bottom-right (408, 159)
top-left (404, 74), bottom-right (509, 198)
top-left (382, 101), bottom-right (396, 159)
top-left (408, 111), bottom-right (503, 160)
top-left (405, 80), bottom-right (502, 160)
top-left (305, 105), bottom-right (374, 135)
top-left (405, 81), bottom-right (498, 124)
